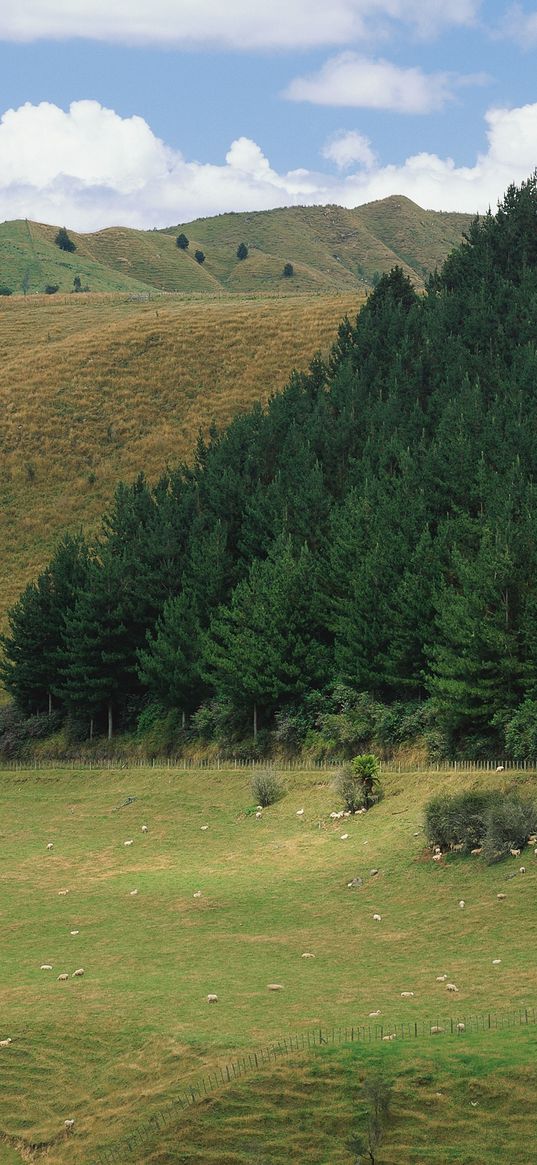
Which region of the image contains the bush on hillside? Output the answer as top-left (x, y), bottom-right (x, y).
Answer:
top-left (0, 702), bottom-right (63, 758)
top-left (176, 233), bottom-right (189, 250)
top-left (44, 284), bottom-right (59, 295)
top-left (481, 794), bottom-right (537, 864)
top-left (55, 227), bottom-right (76, 253)
top-left (282, 263), bottom-right (294, 278)
top-left (0, 285), bottom-right (12, 296)
top-left (194, 249), bottom-right (205, 264)
top-left (334, 764), bottom-right (367, 813)
top-left (424, 790), bottom-right (498, 852)
top-left (236, 242), bottom-right (248, 260)
top-left (251, 767), bottom-right (286, 807)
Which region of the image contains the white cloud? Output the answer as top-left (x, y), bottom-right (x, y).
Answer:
top-left (0, 0), bottom-right (480, 49)
top-left (501, 3), bottom-right (537, 45)
top-left (322, 130), bottom-right (376, 169)
top-left (0, 99), bottom-right (536, 232)
top-left (285, 53), bottom-right (453, 112)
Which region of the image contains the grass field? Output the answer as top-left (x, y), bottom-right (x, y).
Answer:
top-left (0, 763), bottom-right (535, 1164)
top-left (0, 289), bottom-right (363, 623)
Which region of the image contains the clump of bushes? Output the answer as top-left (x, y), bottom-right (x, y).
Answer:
top-left (334, 753), bottom-right (382, 813)
top-left (425, 788), bottom-right (537, 863)
top-left (251, 767), bottom-right (286, 808)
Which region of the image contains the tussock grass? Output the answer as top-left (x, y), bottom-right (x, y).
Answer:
top-left (0, 290), bottom-right (362, 622)
top-left (0, 764), bottom-right (535, 1163)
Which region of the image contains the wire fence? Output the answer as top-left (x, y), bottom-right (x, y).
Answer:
top-left (1, 755), bottom-right (536, 775)
top-left (91, 1003), bottom-right (536, 1165)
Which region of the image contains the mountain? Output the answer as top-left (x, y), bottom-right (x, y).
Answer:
top-left (0, 197), bottom-right (473, 296)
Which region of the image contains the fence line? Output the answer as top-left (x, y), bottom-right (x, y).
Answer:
top-left (0, 755), bottom-right (536, 775)
top-left (91, 1003), bottom-right (536, 1165)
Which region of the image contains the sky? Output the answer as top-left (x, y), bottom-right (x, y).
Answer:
top-left (0, 1), bottom-right (536, 230)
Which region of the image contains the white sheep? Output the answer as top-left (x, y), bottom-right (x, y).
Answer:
top-left (123, 839), bottom-right (134, 847)
top-left (369, 1010), bottom-right (381, 1017)
top-left (446, 983), bottom-right (459, 992)
top-left (459, 900), bottom-right (465, 908)
top-left (141, 825), bottom-right (148, 833)
top-left (207, 994), bottom-right (218, 1003)
top-left (58, 890), bottom-right (69, 895)
top-left (0, 1038), bottom-right (12, 1048)
top-left (471, 847), bottom-right (482, 855)
top-left (382, 1033), bottom-right (396, 1041)
top-left (201, 825), bottom-right (209, 831)
top-left (430, 1025), bottom-right (444, 1034)
top-left (40, 964), bottom-right (53, 970)
top-left (64, 1119), bottom-right (75, 1132)
top-left (401, 991), bottom-right (414, 998)
top-left (296, 809), bottom-right (304, 816)
top-left (193, 891), bottom-right (202, 898)
top-left (301, 952), bottom-right (315, 958)
top-left (255, 811), bottom-right (263, 819)
top-left (267, 983), bottom-right (284, 991)
top-left (510, 848), bottom-right (521, 857)
top-left (492, 959), bottom-right (501, 965)
top-left (72, 968), bottom-right (84, 977)
top-left (57, 974), bottom-right (69, 981)
top-left (436, 975), bottom-right (447, 982)
top-left (496, 765), bottom-right (504, 772)
top-left (520, 866), bottom-right (526, 874)
top-left (432, 853), bottom-right (442, 862)
top-left (373, 914), bottom-right (382, 921)
top-left (457, 1022), bottom-right (466, 1032)
top-left (497, 892), bottom-right (507, 899)
top-left (47, 842), bottom-right (54, 850)
top-left (340, 833), bottom-right (349, 840)
top-left (70, 930), bottom-right (79, 935)
top-left (129, 889), bottom-right (138, 896)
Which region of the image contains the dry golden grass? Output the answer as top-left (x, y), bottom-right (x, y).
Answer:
top-left (0, 290), bottom-right (364, 622)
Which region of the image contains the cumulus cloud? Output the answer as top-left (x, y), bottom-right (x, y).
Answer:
top-left (1, 99), bottom-right (536, 231)
top-left (285, 53), bottom-right (454, 112)
top-left (0, 0), bottom-right (481, 49)
top-left (322, 130), bottom-right (376, 169)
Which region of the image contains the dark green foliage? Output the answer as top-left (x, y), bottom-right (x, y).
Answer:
top-left (176, 233), bottom-right (189, 250)
top-left (194, 249), bottom-right (205, 264)
top-left (7, 175), bottom-right (537, 750)
top-left (334, 764), bottom-right (367, 813)
top-left (54, 227), bottom-right (76, 253)
top-left (236, 242), bottom-right (248, 260)
top-left (481, 794), bottom-right (537, 864)
top-left (0, 703), bottom-right (62, 758)
top-left (0, 285), bottom-right (12, 296)
top-left (282, 262), bottom-right (294, 278)
top-left (425, 790), bottom-right (497, 852)
top-left (45, 284), bottom-right (59, 294)
top-left (73, 275), bottom-right (82, 292)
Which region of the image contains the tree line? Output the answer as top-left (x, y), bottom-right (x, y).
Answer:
top-left (4, 175), bottom-right (537, 758)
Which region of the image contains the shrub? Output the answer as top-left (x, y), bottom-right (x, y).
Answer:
top-left (44, 284), bottom-right (59, 295)
top-left (334, 764), bottom-right (367, 813)
top-left (317, 688), bottom-right (380, 757)
top-left (251, 768), bottom-right (286, 807)
top-left (55, 227), bottom-right (76, 252)
top-left (194, 249), bottom-right (206, 264)
top-left (351, 753), bottom-right (382, 809)
top-left (236, 242), bottom-right (248, 260)
top-left (424, 790), bottom-right (498, 852)
top-left (481, 794), bottom-right (537, 864)
top-left (176, 233), bottom-right (189, 250)
top-left (282, 263), bottom-right (294, 278)
top-left (0, 285), bottom-right (12, 296)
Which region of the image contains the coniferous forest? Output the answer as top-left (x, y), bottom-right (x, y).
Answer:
top-left (4, 176), bottom-right (537, 761)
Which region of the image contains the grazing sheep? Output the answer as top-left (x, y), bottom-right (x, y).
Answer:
top-left (457, 1022), bottom-right (466, 1032)
top-left (369, 1010), bottom-right (381, 1017)
top-left (207, 994), bottom-right (218, 1003)
top-left (0, 1039), bottom-right (12, 1048)
top-left (340, 833), bottom-right (349, 840)
top-left (123, 840), bottom-right (134, 847)
top-left (382, 1033), bottom-right (396, 1041)
top-left (255, 811), bottom-right (263, 819)
top-left (57, 974), bottom-right (69, 981)
top-left (141, 825), bottom-right (148, 833)
top-left (201, 825), bottom-right (209, 831)
top-left (129, 889), bottom-right (138, 896)
top-left (430, 1025), bottom-right (444, 1034)
top-left (436, 975), bottom-right (447, 982)
top-left (446, 983), bottom-right (459, 992)
top-left (301, 952), bottom-right (315, 958)
top-left (520, 866), bottom-right (526, 874)
top-left (40, 964), bottom-right (53, 970)
top-left (451, 843), bottom-right (464, 852)
top-left (401, 991), bottom-right (414, 998)
top-left (434, 845), bottom-right (442, 854)
top-left (497, 892), bottom-right (507, 899)
top-left (459, 900), bottom-right (465, 908)
top-left (64, 1119), bottom-right (75, 1132)
top-left (267, 983), bottom-right (284, 991)
top-left (471, 848), bottom-right (482, 855)
top-left (528, 835), bottom-right (537, 844)
top-left (72, 968), bottom-right (85, 977)
top-left (432, 853), bottom-right (442, 862)
top-left (373, 914), bottom-right (382, 921)
top-left (510, 848), bottom-right (521, 857)
top-left (496, 765), bottom-right (504, 772)
top-left (47, 842), bottom-right (54, 850)
top-left (70, 930), bottom-right (79, 935)
top-left (296, 809), bottom-right (304, 816)
top-left (492, 959), bottom-right (501, 964)
top-left (58, 890), bottom-right (69, 896)
top-left (193, 891), bottom-right (202, 898)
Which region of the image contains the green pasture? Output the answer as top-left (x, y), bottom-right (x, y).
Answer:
top-left (0, 764), bottom-right (535, 1163)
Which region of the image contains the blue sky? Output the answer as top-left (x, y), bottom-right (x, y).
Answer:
top-left (0, 1), bottom-right (536, 229)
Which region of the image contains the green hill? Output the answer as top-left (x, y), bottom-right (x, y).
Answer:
top-left (0, 761), bottom-right (535, 1164)
top-left (0, 197), bottom-right (472, 296)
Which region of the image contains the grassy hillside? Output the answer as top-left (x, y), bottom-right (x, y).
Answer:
top-left (0, 763), bottom-right (535, 1163)
top-left (0, 290), bottom-right (363, 622)
top-left (0, 198), bottom-right (472, 297)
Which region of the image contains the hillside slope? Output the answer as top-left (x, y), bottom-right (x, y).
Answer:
top-left (0, 290), bottom-right (363, 623)
top-left (0, 197), bottom-right (472, 296)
